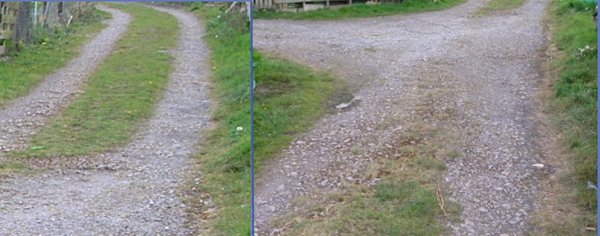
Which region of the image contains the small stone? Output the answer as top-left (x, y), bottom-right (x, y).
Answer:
top-left (532, 163), bottom-right (544, 168)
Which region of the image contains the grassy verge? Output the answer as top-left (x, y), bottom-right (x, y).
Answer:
top-left (254, 0), bottom-right (465, 20)
top-left (0, 8), bottom-right (109, 108)
top-left (544, 0), bottom-right (597, 233)
top-left (12, 3), bottom-right (178, 157)
top-left (186, 3), bottom-right (340, 234)
top-left (476, 0), bottom-right (526, 15)
top-left (186, 4), bottom-right (251, 235)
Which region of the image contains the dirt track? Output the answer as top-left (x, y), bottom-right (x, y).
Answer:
top-left (0, 5), bottom-right (131, 153)
top-left (0, 5), bottom-right (211, 235)
top-left (254, 0), bottom-right (550, 234)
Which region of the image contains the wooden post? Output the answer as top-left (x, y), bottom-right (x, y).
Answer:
top-left (14, 2), bottom-right (32, 51)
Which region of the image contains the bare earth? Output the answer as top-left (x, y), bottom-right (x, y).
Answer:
top-left (254, 0), bottom-right (551, 235)
top-left (0, 6), bottom-right (211, 235)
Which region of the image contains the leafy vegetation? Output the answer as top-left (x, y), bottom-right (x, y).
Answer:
top-left (254, 0), bottom-right (465, 20)
top-left (0, 8), bottom-right (110, 108)
top-left (547, 0), bottom-right (597, 232)
top-left (13, 4), bottom-right (178, 157)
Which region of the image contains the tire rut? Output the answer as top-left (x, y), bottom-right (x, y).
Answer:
top-left (0, 6), bottom-right (211, 235)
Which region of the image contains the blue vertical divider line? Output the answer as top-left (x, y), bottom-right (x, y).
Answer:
top-left (250, 0), bottom-right (256, 235)
top-left (592, 2), bottom-right (600, 230)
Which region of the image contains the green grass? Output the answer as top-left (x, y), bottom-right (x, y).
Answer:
top-left (476, 0), bottom-right (526, 15)
top-left (187, 3), bottom-right (340, 234)
top-left (0, 8), bottom-right (110, 108)
top-left (254, 0), bottom-right (465, 20)
top-left (12, 4), bottom-right (178, 157)
top-left (288, 179), bottom-right (444, 235)
top-left (547, 0), bottom-right (597, 232)
top-left (0, 161), bottom-right (28, 175)
top-left (254, 55), bottom-right (341, 168)
top-left (186, 4), bottom-right (251, 235)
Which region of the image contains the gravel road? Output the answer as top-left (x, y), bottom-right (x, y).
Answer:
top-left (254, 0), bottom-right (551, 235)
top-left (0, 5), bottom-right (131, 153)
top-left (0, 6), bottom-right (211, 235)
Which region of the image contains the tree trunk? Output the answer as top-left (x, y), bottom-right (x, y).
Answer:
top-left (14, 2), bottom-right (32, 51)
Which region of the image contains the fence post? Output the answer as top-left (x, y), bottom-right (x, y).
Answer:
top-left (14, 2), bottom-right (32, 51)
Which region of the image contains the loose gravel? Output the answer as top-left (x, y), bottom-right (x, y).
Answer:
top-left (254, 0), bottom-right (551, 235)
top-left (0, 5), bottom-right (131, 153)
top-left (0, 6), bottom-right (211, 235)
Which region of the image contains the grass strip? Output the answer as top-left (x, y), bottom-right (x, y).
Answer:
top-left (543, 0), bottom-right (597, 233)
top-left (476, 0), bottom-right (526, 15)
top-left (13, 3), bottom-right (178, 157)
top-left (0, 8), bottom-right (110, 108)
top-left (187, 3), bottom-right (339, 234)
top-left (187, 4), bottom-right (251, 235)
top-left (254, 0), bottom-right (465, 20)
